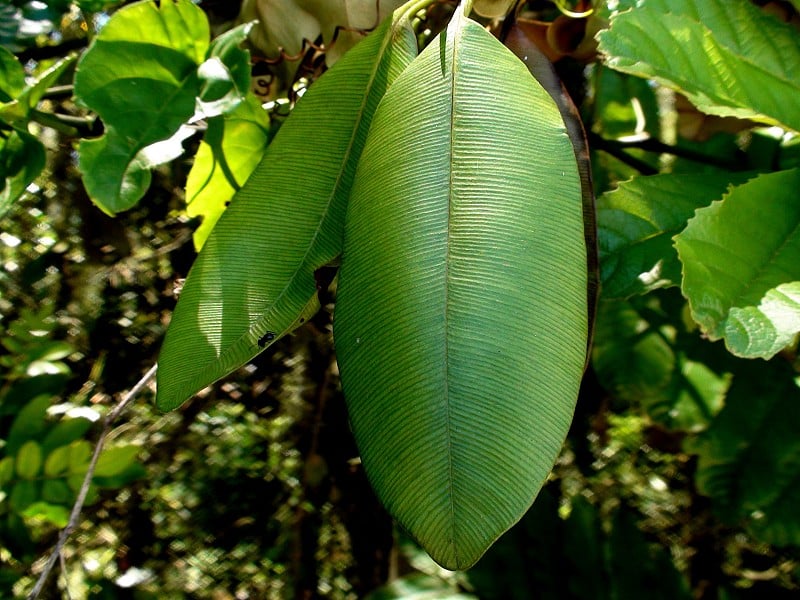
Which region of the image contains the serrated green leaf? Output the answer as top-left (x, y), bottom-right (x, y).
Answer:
top-left (674, 169), bottom-right (800, 359)
top-left (0, 126), bottom-right (45, 217)
top-left (598, 172), bottom-right (753, 298)
top-left (74, 0), bottom-right (210, 214)
top-left (156, 10), bottom-right (419, 411)
top-left (186, 93), bottom-right (270, 250)
top-left (15, 441), bottom-right (42, 479)
top-left (334, 8), bottom-right (587, 570)
top-left (597, 0), bottom-right (800, 132)
top-left (688, 360), bottom-right (800, 546)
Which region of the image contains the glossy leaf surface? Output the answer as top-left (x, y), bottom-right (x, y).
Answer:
top-left (674, 169), bottom-right (800, 359)
top-left (156, 13), bottom-right (418, 411)
top-left (597, 0), bottom-right (800, 132)
top-left (335, 8), bottom-right (587, 569)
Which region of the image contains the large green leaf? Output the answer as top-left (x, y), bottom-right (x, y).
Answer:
top-left (688, 359), bottom-right (800, 546)
top-left (674, 169), bottom-right (800, 359)
top-left (597, 0), bottom-right (800, 132)
top-left (74, 0), bottom-right (211, 214)
top-left (598, 172), bottom-right (753, 299)
top-left (185, 93), bottom-right (270, 250)
top-left (503, 26), bottom-right (597, 354)
top-left (156, 10), bottom-right (419, 411)
top-left (334, 7), bottom-right (587, 570)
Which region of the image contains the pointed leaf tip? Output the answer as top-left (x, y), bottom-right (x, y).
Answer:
top-left (335, 10), bottom-right (587, 569)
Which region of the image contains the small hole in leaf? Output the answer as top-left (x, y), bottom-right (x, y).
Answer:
top-left (258, 332), bottom-right (276, 347)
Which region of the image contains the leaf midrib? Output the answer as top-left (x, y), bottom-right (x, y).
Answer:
top-left (442, 10), bottom-right (466, 568)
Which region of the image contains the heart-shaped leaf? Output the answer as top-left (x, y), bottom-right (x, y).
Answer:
top-left (74, 0), bottom-right (210, 214)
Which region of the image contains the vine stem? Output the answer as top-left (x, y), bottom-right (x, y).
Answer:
top-left (400, 0), bottom-right (457, 22)
top-left (29, 110), bottom-right (95, 137)
top-left (26, 364), bottom-right (158, 600)
top-left (588, 131), bottom-right (659, 175)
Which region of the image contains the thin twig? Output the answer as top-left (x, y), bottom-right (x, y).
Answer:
top-left (40, 85), bottom-right (74, 100)
top-left (29, 109), bottom-right (95, 137)
top-left (588, 131), bottom-right (659, 175)
top-left (610, 136), bottom-right (743, 170)
top-left (26, 364), bottom-right (158, 600)
top-left (58, 551), bottom-right (72, 600)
